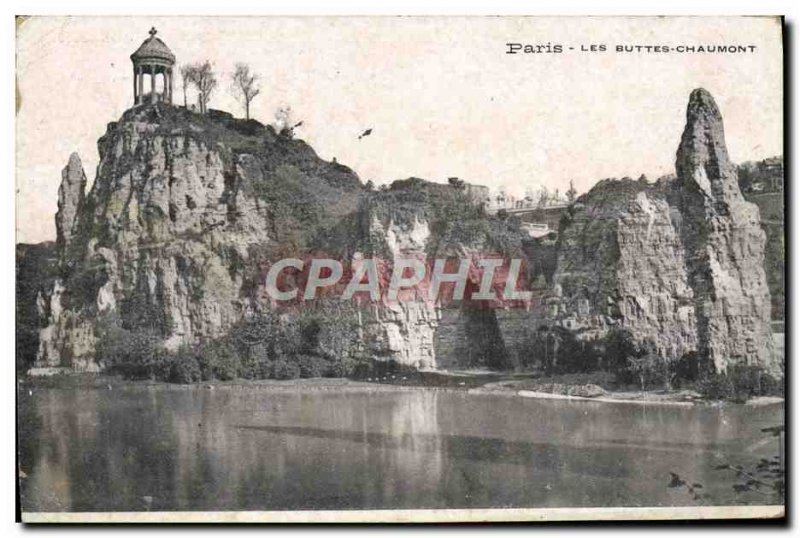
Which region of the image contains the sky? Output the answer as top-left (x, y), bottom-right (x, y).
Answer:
top-left (15, 16), bottom-right (783, 244)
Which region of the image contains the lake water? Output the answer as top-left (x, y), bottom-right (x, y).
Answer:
top-left (18, 385), bottom-right (783, 512)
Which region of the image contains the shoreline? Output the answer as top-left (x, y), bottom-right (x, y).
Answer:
top-left (19, 372), bottom-right (784, 408)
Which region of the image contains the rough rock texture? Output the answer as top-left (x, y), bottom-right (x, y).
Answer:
top-left (32, 90), bottom-right (778, 377)
top-left (38, 106), bottom-right (480, 371)
top-left (361, 300), bottom-right (441, 370)
top-left (36, 105), bottom-right (360, 367)
top-left (56, 153), bottom-right (86, 253)
top-left (347, 193), bottom-right (437, 369)
top-left (352, 181), bottom-right (527, 370)
top-left (553, 180), bottom-right (698, 360)
top-left (673, 88), bottom-right (776, 374)
top-left (35, 278), bottom-right (98, 371)
top-left (553, 89), bottom-right (777, 375)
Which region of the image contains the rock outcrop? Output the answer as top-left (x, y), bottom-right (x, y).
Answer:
top-left (30, 90), bottom-right (779, 378)
top-left (673, 88), bottom-right (776, 374)
top-left (553, 89), bottom-right (777, 375)
top-left (55, 153), bottom-right (86, 253)
top-left (553, 179), bottom-right (698, 361)
top-left (352, 180), bottom-right (517, 370)
top-left (35, 105), bottom-right (361, 367)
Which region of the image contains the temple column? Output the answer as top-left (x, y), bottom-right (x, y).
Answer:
top-left (133, 66), bottom-right (137, 104)
top-left (168, 69), bottom-right (173, 104)
top-left (137, 66), bottom-right (144, 104)
top-left (163, 71), bottom-right (168, 103)
top-left (150, 65), bottom-right (156, 103)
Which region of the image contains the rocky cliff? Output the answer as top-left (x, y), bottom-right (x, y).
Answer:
top-left (351, 178), bottom-right (523, 370)
top-left (56, 153), bottom-right (86, 254)
top-left (553, 179), bottom-right (699, 361)
top-left (673, 89), bottom-right (775, 374)
top-left (35, 105), bottom-right (361, 368)
top-left (553, 89), bottom-right (777, 375)
top-left (29, 89), bottom-right (780, 377)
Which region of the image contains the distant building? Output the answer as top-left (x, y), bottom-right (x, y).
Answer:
top-left (520, 222), bottom-right (558, 241)
top-left (462, 183), bottom-right (489, 207)
top-left (759, 157), bottom-right (783, 192)
top-left (485, 188), bottom-right (567, 214)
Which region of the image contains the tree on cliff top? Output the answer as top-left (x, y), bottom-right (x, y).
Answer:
top-left (179, 65), bottom-right (192, 108)
top-left (230, 63), bottom-right (261, 120)
top-left (184, 61), bottom-right (217, 114)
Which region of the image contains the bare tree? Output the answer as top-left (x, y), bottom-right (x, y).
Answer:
top-left (185, 61), bottom-right (217, 114)
top-left (537, 185), bottom-right (551, 208)
top-left (230, 63), bottom-right (261, 120)
top-left (566, 180), bottom-right (578, 203)
top-left (179, 65), bottom-right (193, 108)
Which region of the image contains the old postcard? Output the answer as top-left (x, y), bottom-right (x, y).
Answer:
top-left (15, 16), bottom-right (785, 523)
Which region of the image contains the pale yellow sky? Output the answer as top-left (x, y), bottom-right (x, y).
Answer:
top-left (16, 16), bottom-right (782, 244)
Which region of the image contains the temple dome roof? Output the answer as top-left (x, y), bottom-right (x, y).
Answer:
top-left (131, 28), bottom-right (175, 64)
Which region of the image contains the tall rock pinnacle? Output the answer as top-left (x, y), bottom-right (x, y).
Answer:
top-left (56, 152), bottom-right (86, 253)
top-left (676, 88), bottom-right (743, 210)
top-left (675, 88), bottom-right (777, 375)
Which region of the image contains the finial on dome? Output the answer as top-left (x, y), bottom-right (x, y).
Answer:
top-left (149, 27), bottom-right (157, 38)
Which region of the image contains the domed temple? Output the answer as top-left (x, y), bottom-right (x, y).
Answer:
top-left (131, 27), bottom-right (175, 105)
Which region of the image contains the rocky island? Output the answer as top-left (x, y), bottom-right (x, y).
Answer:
top-left (14, 85), bottom-right (782, 403)
top-left (13, 27), bottom-right (784, 397)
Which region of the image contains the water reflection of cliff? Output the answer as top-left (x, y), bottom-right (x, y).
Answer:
top-left (18, 386), bottom-right (783, 512)
top-left (20, 386), bottom-right (446, 511)
top-left (172, 388), bottom-right (444, 510)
